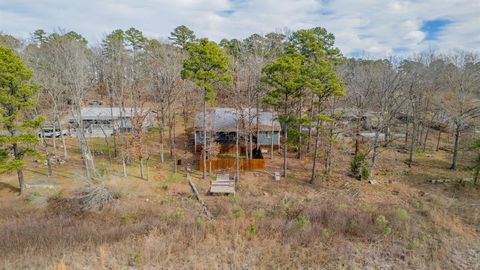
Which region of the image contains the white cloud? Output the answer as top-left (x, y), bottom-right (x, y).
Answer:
top-left (0, 0), bottom-right (478, 57)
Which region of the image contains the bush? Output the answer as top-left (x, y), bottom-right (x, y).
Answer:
top-left (395, 208), bottom-right (410, 222)
top-left (295, 215), bottom-right (311, 231)
top-left (407, 238), bottom-right (421, 251)
top-left (247, 224), bottom-right (257, 237)
top-left (351, 152), bottom-right (370, 180)
top-left (375, 215), bottom-right (392, 235)
top-left (196, 217), bottom-right (206, 230)
top-left (232, 208), bottom-right (244, 219)
top-left (253, 208), bottom-right (266, 219)
top-left (75, 184), bottom-right (119, 212)
top-left (174, 208), bottom-right (185, 220)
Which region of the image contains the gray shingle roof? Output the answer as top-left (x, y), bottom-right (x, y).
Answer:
top-left (194, 108), bottom-right (281, 131)
top-left (73, 107), bottom-right (147, 120)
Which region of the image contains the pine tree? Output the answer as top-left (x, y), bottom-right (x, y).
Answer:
top-left (182, 38), bottom-right (231, 179)
top-left (0, 46), bottom-right (44, 194)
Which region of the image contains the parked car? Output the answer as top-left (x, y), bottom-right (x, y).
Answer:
top-left (37, 129), bottom-right (69, 138)
top-left (88, 100), bottom-right (104, 106)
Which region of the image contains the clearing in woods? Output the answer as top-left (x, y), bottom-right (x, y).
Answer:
top-left (0, 125), bottom-right (479, 269)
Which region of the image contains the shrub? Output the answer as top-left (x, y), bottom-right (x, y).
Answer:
top-left (407, 238), bottom-right (421, 251)
top-left (375, 215), bottom-right (392, 235)
top-left (196, 217), bottom-right (206, 230)
top-left (337, 203), bottom-right (349, 212)
top-left (409, 199), bottom-right (421, 209)
top-left (253, 208), bottom-right (266, 219)
top-left (232, 208), bottom-right (244, 219)
top-left (395, 208), bottom-right (410, 222)
top-left (295, 215), bottom-right (311, 231)
top-left (174, 208), bottom-right (185, 220)
top-left (360, 165), bottom-right (370, 180)
top-left (132, 251), bottom-right (142, 266)
top-left (247, 224), bottom-right (257, 237)
top-left (351, 152), bottom-right (370, 180)
top-left (75, 184), bottom-right (119, 212)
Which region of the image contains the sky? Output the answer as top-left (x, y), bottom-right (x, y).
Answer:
top-left (1, 0), bottom-right (479, 57)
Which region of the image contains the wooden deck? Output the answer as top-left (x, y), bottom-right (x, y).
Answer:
top-left (210, 173), bottom-right (235, 194)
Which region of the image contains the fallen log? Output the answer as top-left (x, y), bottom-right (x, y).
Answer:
top-left (187, 173), bottom-right (213, 220)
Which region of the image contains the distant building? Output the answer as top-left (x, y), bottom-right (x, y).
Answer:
top-left (68, 107), bottom-right (155, 137)
top-left (193, 108), bottom-right (281, 153)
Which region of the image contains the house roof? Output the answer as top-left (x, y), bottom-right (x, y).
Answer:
top-left (194, 108), bottom-right (281, 132)
top-left (72, 107), bottom-right (150, 120)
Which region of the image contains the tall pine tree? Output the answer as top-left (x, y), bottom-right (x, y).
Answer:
top-left (0, 46), bottom-right (43, 194)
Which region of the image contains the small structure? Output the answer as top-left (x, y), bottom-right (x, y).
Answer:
top-left (68, 107), bottom-right (155, 137)
top-left (37, 120), bottom-right (69, 138)
top-left (193, 108), bottom-right (281, 153)
top-left (209, 173), bottom-right (235, 194)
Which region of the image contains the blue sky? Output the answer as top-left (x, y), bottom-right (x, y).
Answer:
top-left (0, 0), bottom-right (479, 56)
top-left (421, 19), bottom-right (452, 41)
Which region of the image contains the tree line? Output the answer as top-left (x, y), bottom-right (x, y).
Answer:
top-left (0, 25), bottom-right (479, 193)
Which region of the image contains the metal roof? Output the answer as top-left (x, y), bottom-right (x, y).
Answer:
top-left (194, 108), bottom-right (281, 131)
top-left (72, 107), bottom-right (148, 120)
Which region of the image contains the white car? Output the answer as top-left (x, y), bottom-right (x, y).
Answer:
top-left (37, 129), bottom-right (69, 138)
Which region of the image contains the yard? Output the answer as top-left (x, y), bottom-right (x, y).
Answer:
top-left (0, 127), bottom-right (479, 269)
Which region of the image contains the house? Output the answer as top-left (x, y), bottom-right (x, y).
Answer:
top-left (193, 108), bottom-right (281, 153)
top-left (68, 107), bottom-right (155, 137)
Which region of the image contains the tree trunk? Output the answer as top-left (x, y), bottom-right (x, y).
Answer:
top-left (159, 108), bottom-right (165, 163)
top-left (168, 107), bottom-right (174, 159)
top-left (370, 131), bottom-right (380, 175)
top-left (109, 94), bottom-right (118, 158)
top-left (172, 115), bottom-right (177, 174)
top-left (122, 150), bottom-right (127, 177)
top-left (41, 128), bottom-right (52, 177)
top-left (423, 126), bottom-right (430, 152)
top-left (58, 117), bottom-right (68, 160)
top-left (249, 132), bottom-right (253, 159)
top-left (75, 107), bottom-right (97, 179)
top-left (283, 122), bottom-right (288, 179)
top-left (244, 131), bottom-right (249, 159)
top-left (140, 158), bottom-right (145, 179)
top-left (282, 97), bottom-right (289, 179)
top-left (473, 154), bottom-right (479, 184)
top-left (306, 96), bottom-right (315, 155)
top-left (417, 124), bottom-right (424, 147)
top-left (52, 123), bottom-right (57, 153)
top-left (436, 130), bottom-right (442, 151)
top-left (146, 158), bottom-right (150, 181)
top-left (354, 116), bottom-right (361, 155)
top-left (13, 143), bottom-right (25, 194)
top-left (160, 143), bottom-right (164, 163)
top-left (169, 123), bottom-right (173, 159)
top-left (325, 126), bottom-right (333, 175)
top-left (310, 117), bottom-right (321, 184)
top-left (271, 113), bottom-right (275, 159)
top-left (77, 128), bottom-right (90, 179)
top-left (202, 93), bottom-right (207, 179)
top-left (408, 121), bottom-right (417, 168)
top-left (450, 124), bottom-right (461, 170)
top-left (235, 118), bottom-right (240, 183)
top-left (404, 116), bottom-right (409, 148)
top-left (297, 96), bottom-right (303, 159)
top-left (256, 99), bottom-right (260, 149)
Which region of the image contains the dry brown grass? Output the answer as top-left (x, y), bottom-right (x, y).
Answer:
top-left (0, 132), bottom-right (479, 269)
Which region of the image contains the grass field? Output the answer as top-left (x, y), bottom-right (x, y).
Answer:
top-left (0, 131), bottom-right (479, 269)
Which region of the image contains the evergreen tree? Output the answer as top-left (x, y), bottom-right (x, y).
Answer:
top-left (0, 46), bottom-right (43, 194)
top-left (262, 53), bottom-right (305, 179)
top-left (169, 25), bottom-right (196, 48)
top-left (182, 38), bottom-right (231, 179)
